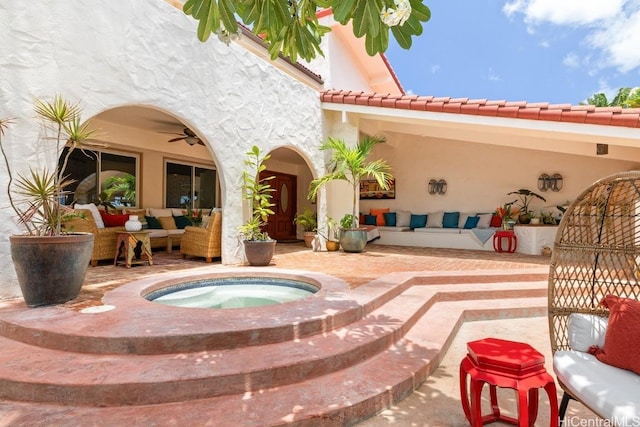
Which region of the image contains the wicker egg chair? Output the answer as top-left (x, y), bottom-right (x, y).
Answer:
top-left (549, 171), bottom-right (640, 421)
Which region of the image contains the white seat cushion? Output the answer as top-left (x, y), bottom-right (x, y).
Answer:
top-left (377, 226), bottom-right (410, 232)
top-left (554, 350), bottom-right (640, 424)
top-left (413, 227), bottom-right (460, 234)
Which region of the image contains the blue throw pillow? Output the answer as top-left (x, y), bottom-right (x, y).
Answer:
top-left (463, 216), bottom-right (480, 229)
top-left (364, 214), bottom-right (377, 226)
top-left (410, 214), bottom-right (427, 229)
top-left (443, 211), bottom-right (460, 228)
top-left (383, 212), bottom-right (397, 227)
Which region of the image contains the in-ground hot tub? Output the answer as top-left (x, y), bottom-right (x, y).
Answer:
top-left (145, 276), bottom-right (318, 309)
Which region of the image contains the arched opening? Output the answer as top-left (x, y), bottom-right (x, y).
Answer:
top-left (60, 105), bottom-right (221, 211)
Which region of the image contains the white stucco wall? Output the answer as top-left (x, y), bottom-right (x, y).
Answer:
top-left (0, 1), bottom-right (324, 300)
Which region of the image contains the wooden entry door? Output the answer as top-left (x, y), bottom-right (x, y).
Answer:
top-left (261, 170), bottom-right (297, 241)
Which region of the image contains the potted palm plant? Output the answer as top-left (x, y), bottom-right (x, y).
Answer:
top-left (238, 145), bottom-right (277, 266)
top-left (0, 96), bottom-right (97, 307)
top-left (308, 135), bottom-right (393, 253)
top-left (294, 207), bottom-right (317, 248)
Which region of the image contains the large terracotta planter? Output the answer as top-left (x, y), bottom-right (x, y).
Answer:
top-left (243, 239), bottom-right (277, 266)
top-left (339, 228), bottom-right (368, 253)
top-left (10, 233), bottom-right (94, 307)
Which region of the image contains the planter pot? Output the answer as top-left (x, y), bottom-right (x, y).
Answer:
top-left (339, 228), bottom-right (368, 253)
top-left (518, 214), bottom-right (531, 225)
top-left (325, 240), bottom-right (340, 251)
top-left (303, 232), bottom-right (316, 248)
top-left (243, 239), bottom-right (277, 266)
top-left (10, 233), bottom-right (94, 307)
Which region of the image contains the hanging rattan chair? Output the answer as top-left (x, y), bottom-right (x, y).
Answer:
top-left (549, 171), bottom-right (640, 422)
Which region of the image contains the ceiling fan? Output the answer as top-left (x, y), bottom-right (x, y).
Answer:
top-left (161, 128), bottom-right (205, 146)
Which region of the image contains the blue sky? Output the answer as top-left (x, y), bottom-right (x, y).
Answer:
top-left (385, 0), bottom-right (640, 105)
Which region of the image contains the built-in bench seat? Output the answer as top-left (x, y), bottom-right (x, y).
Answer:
top-left (364, 210), bottom-right (501, 251)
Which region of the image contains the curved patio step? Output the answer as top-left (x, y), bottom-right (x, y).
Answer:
top-left (0, 295), bottom-right (547, 426)
top-left (0, 279), bottom-right (546, 406)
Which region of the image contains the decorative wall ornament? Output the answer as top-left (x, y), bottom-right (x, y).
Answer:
top-left (538, 173), bottom-right (563, 192)
top-left (428, 179), bottom-right (447, 195)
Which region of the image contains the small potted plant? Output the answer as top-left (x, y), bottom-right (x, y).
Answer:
top-left (308, 135), bottom-right (393, 253)
top-left (238, 145), bottom-right (276, 266)
top-left (294, 207), bottom-right (317, 248)
top-left (316, 216), bottom-right (340, 251)
top-left (507, 189), bottom-right (547, 224)
top-left (0, 96), bottom-right (97, 307)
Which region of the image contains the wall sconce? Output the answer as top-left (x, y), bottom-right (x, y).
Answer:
top-left (428, 179), bottom-right (447, 195)
top-left (538, 173), bottom-right (563, 192)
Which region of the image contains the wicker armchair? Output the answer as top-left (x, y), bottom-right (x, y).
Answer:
top-left (64, 209), bottom-right (124, 266)
top-left (549, 171), bottom-right (640, 422)
top-left (180, 210), bottom-right (222, 262)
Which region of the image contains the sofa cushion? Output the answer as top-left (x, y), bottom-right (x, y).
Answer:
top-left (414, 227), bottom-right (461, 234)
top-left (476, 213), bottom-right (493, 229)
top-left (463, 216), bottom-right (480, 229)
top-left (592, 295), bottom-right (640, 375)
top-left (409, 214), bottom-right (427, 230)
top-left (149, 208), bottom-right (173, 218)
top-left (396, 210), bottom-right (411, 227)
top-left (99, 211), bottom-right (129, 227)
top-left (426, 211), bottom-right (444, 228)
top-left (173, 215), bottom-right (192, 229)
top-left (554, 350), bottom-right (640, 422)
top-left (442, 212), bottom-right (460, 228)
top-left (158, 216), bottom-right (177, 230)
top-left (370, 208), bottom-right (390, 226)
top-left (75, 203), bottom-right (105, 229)
top-left (145, 216), bottom-right (163, 229)
top-left (384, 212), bottom-right (397, 227)
top-left (364, 215), bottom-right (377, 226)
top-left (377, 226), bottom-right (410, 232)
top-left (568, 313), bottom-right (608, 352)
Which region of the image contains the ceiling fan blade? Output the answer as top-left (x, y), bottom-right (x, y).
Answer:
top-left (197, 139), bottom-right (205, 146)
top-left (168, 137), bottom-right (185, 142)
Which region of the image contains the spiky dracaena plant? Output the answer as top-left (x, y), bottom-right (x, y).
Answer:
top-left (308, 135), bottom-right (393, 229)
top-left (0, 96), bottom-right (97, 236)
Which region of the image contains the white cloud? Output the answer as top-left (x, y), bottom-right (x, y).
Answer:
top-left (487, 68), bottom-right (501, 81)
top-left (562, 53), bottom-right (580, 68)
top-left (431, 65), bottom-right (440, 74)
top-left (503, 0), bottom-right (640, 74)
top-left (503, 0), bottom-right (624, 25)
top-left (587, 9), bottom-right (640, 72)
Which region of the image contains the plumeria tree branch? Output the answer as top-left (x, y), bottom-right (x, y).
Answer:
top-left (183, 0), bottom-right (431, 62)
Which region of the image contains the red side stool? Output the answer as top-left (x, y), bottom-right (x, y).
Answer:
top-left (459, 338), bottom-right (558, 427)
top-left (493, 230), bottom-right (517, 253)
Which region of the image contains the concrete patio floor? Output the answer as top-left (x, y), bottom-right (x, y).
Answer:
top-left (0, 242), bottom-right (599, 425)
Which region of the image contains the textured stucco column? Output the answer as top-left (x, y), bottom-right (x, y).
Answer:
top-left (0, 0), bottom-right (324, 299)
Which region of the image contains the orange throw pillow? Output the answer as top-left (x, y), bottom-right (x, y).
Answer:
top-left (590, 295), bottom-right (640, 375)
top-left (370, 208), bottom-right (390, 226)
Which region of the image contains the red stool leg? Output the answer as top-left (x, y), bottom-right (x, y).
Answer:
top-left (516, 387), bottom-right (530, 427)
top-left (470, 378), bottom-right (485, 427)
top-left (459, 358), bottom-right (472, 423)
top-left (544, 380), bottom-right (559, 427)
top-left (489, 384), bottom-right (501, 419)
top-left (527, 388), bottom-right (539, 426)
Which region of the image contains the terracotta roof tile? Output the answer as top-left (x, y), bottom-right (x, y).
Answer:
top-left (320, 90), bottom-right (640, 129)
